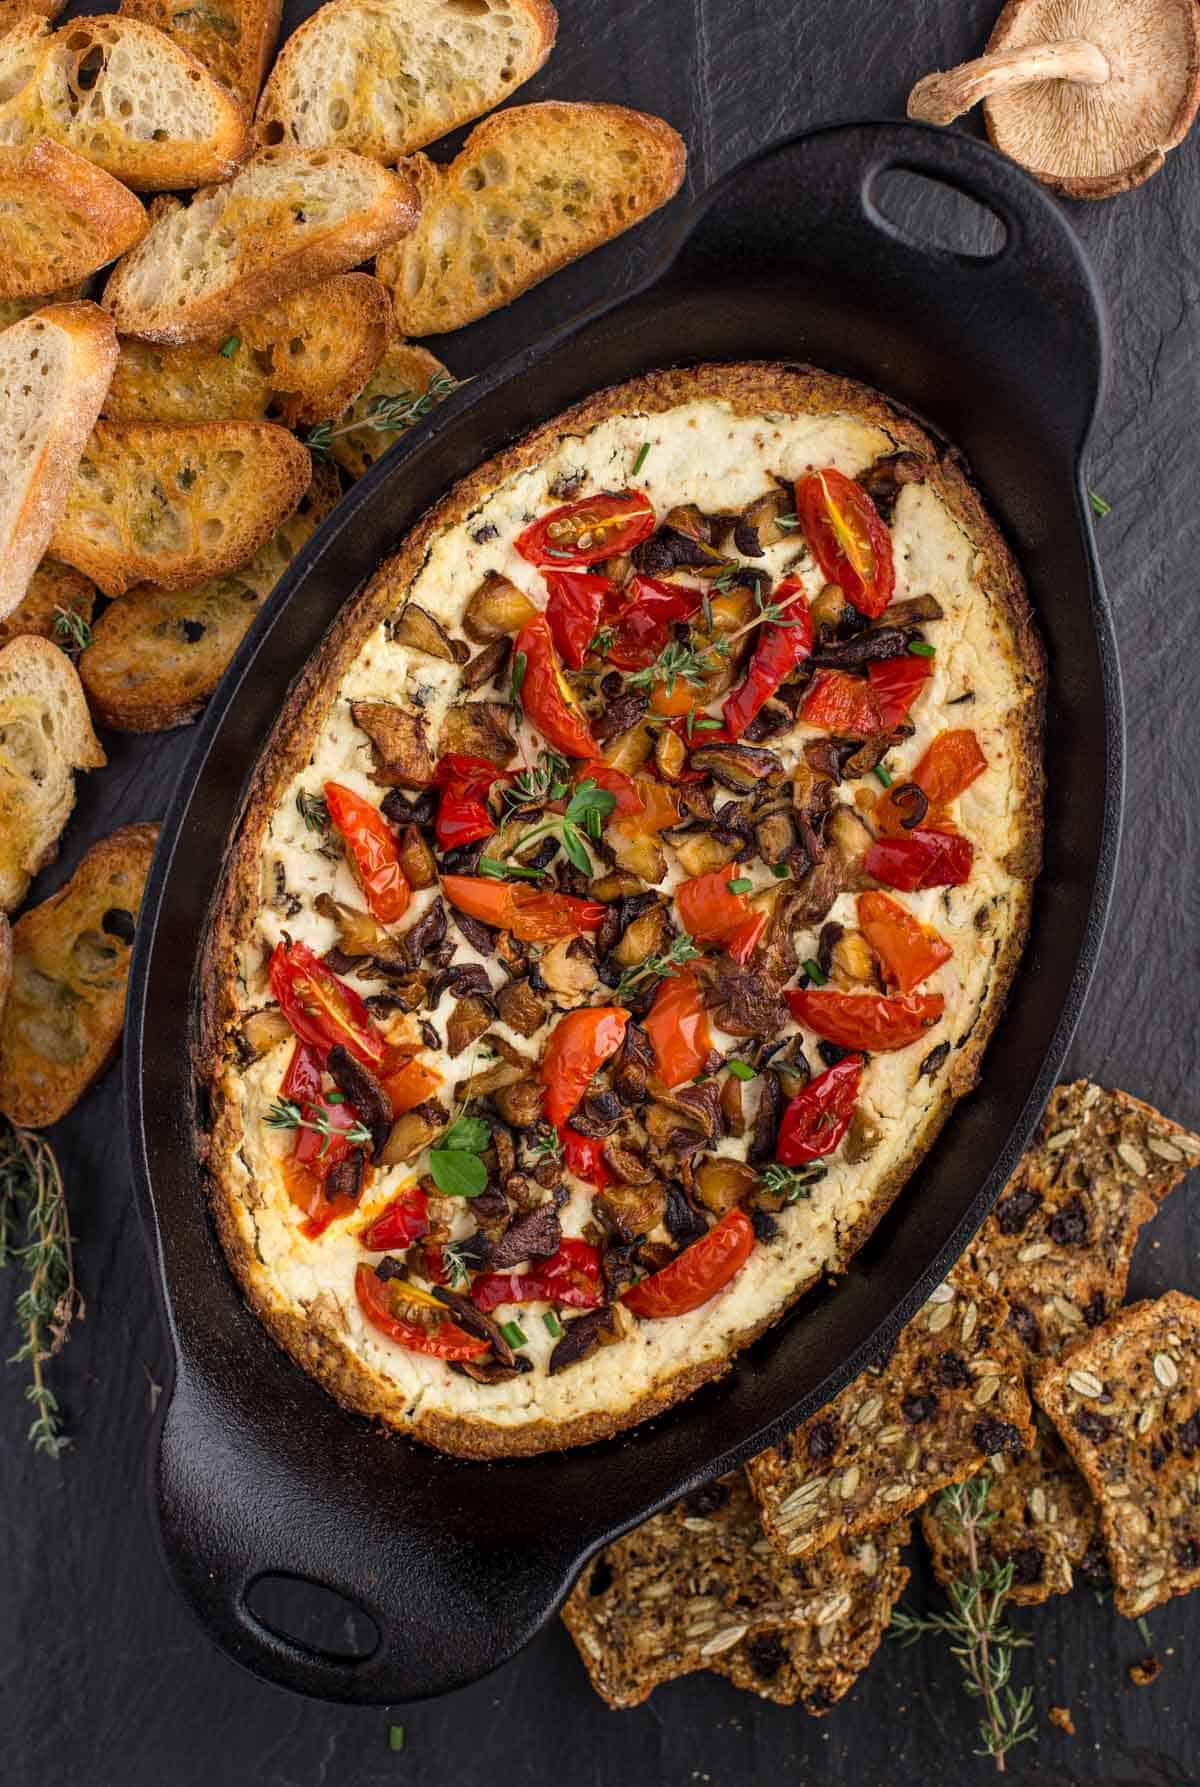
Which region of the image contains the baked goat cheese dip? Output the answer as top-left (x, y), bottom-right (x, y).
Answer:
top-left (200, 363), bottom-right (1044, 1458)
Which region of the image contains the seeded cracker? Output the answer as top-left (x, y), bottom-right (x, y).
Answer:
top-left (968, 1081), bottom-right (1200, 1364)
top-left (561, 1472), bottom-right (885, 1709)
top-left (921, 1409), bottom-right (1101, 1605)
top-left (709, 1522), bottom-right (910, 1710)
top-left (1034, 1291), bottom-right (1200, 1617)
top-left (746, 1264), bottom-right (1032, 1561)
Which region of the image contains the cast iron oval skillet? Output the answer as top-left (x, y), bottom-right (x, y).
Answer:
top-left (125, 122), bottom-right (1121, 1703)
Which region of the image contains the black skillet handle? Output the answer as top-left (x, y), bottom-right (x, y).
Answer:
top-left (668, 120), bottom-right (1108, 466)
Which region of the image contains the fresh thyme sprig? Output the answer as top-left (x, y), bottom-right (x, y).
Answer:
top-left (53, 606), bottom-right (93, 656)
top-left (501, 749), bottom-right (572, 815)
top-left (499, 776), bottom-right (616, 876)
top-left (306, 373), bottom-right (460, 461)
top-left (760, 1163), bottom-right (828, 1202)
top-left (613, 932), bottom-right (701, 1001)
top-left (0, 1122), bottom-right (84, 1456)
top-left (530, 1128), bottom-right (563, 1162)
top-left (295, 788), bottom-right (330, 831)
top-left (890, 1476), bottom-right (1035, 1773)
top-left (629, 578), bottom-right (811, 698)
top-left (437, 1240), bottom-right (471, 1291)
top-left (264, 1099), bottom-right (372, 1154)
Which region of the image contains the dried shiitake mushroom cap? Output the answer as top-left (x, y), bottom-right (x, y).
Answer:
top-left (908, 0), bottom-right (1200, 198)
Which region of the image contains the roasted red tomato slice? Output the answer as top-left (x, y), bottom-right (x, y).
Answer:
top-left (644, 969), bottom-right (713, 1089)
top-left (911, 728), bottom-right (988, 806)
top-left (775, 1056), bottom-right (863, 1164)
top-left (721, 581), bottom-right (812, 738)
top-left (800, 669), bottom-right (884, 735)
top-left (623, 1208), bottom-right (755, 1319)
top-left (572, 761), bottom-right (644, 816)
top-left (540, 1007), bottom-right (629, 1127)
top-left (559, 1126), bottom-right (610, 1189)
top-left (354, 1263), bottom-right (488, 1359)
top-left (281, 1039), bottom-right (323, 1104)
top-left (441, 875), bottom-right (604, 942)
top-left (676, 868), bottom-right (762, 956)
top-left (379, 1055), bottom-right (442, 1114)
top-left (786, 987), bottom-right (945, 1052)
top-left (864, 830), bottom-right (974, 891)
top-left (514, 614), bottom-right (600, 759)
top-left (360, 1183), bottom-right (429, 1253)
top-left (430, 753), bottom-right (511, 851)
top-left (269, 938), bottom-right (386, 1069)
top-left (515, 490), bottom-right (656, 567)
top-left (867, 654), bottom-right (932, 729)
top-left (471, 1239), bottom-right (603, 1313)
top-left (795, 467), bottom-right (894, 618)
top-left (858, 891), bottom-right (953, 994)
top-left (323, 782), bottom-right (411, 925)
top-left (543, 570), bottom-right (617, 669)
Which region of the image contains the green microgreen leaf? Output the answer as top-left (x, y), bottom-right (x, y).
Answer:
top-left (428, 1150), bottom-right (488, 1198)
top-left (441, 1116), bottom-right (490, 1153)
top-left (560, 823), bottom-right (593, 875)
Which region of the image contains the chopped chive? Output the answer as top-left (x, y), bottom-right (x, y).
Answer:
top-left (324, 1091), bottom-right (346, 1104)
top-left (500, 1319), bottom-right (528, 1348)
top-left (388, 1726), bottom-right (406, 1752)
top-left (631, 441), bottom-right (651, 477)
top-left (908, 641), bottom-right (936, 659)
top-left (1089, 488), bottom-right (1111, 518)
top-left (726, 877), bottom-right (753, 895)
top-left (219, 334), bottom-right (240, 358)
top-left (510, 649), bottom-right (527, 707)
top-left (802, 958), bottom-right (828, 985)
top-left (727, 1059), bottom-right (755, 1081)
top-left (543, 1310), bottom-right (563, 1339)
top-left (771, 864), bottom-right (790, 880)
top-left (874, 763), bottom-right (893, 789)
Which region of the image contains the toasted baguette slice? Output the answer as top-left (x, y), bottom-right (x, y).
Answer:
top-left (0, 280), bottom-right (85, 330)
top-left (255, 0), bottom-right (556, 162)
top-left (327, 340), bottom-right (451, 478)
top-left (104, 332), bottom-right (274, 424)
top-left (0, 912), bottom-right (10, 1018)
top-left (0, 138), bottom-right (148, 300)
top-left (120, 0), bottom-right (281, 114)
top-left (51, 420), bottom-right (310, 596)
top-left (0, 636), bottom-right (105, 913)
top-left (0, 822), bottom-right (159, 1125)
top-left (0, 558), bottom-right (96, 649)
top-left (0, 302), bottom-right (118, 620)
top-left (243, 272), bottom-right (392, 425)
top-left (377, 103), bottom-right (686, 335)
top-left (102, 148), bottom-right (419, 343)
top-left (78, 462), bottom-right (340, 729)
top-left (0, 0), bottom-right (64, 29)
top-left (0, 17), bottom-right (249, 191)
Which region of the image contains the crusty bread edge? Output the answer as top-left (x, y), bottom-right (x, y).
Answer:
top-left (196, 361), bottom-right (1045, 1459)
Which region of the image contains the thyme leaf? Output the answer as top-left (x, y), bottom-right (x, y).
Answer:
top-left (613, 933), bottom-right (701, 1001)
top-left (264, 1098), bottom-right (372, 1154)
top-left (52, 606), bottom-right (93, 656)
top-left (0, 1122), bottom-right (83, 1456)
top-left (306, 373), bottom-right (460, 461)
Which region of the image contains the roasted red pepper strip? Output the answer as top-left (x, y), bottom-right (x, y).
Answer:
top-left (514, 614), bottom-right (600, 758)
top-left (323, 781), bottom-right (411, 925)
top-left (270, 938), bottom-right (386, 1069)
top-left (775, 1056), bottom-right (863, 1165)
top-left (858, 890), bottom-right (952, 994)
top-left (721, 580), bottom-right (813, 738)
top-left (911, 728), bottom-right (988, 805)
top-left (379, 1055), bottom-right (442, 1114)
top-left (354, 1263), bottom-right (489, 1359)
top-left (644, 969), bottom-right (714, 1089)
top-left (603, 575), bottom-right (705, 671)
top-left (795, 467), bottom-right (894, 618)
top-left (471, 1239), bottom-right (603, 1313)
top-left (623, 1208), bottom-right (755, 1320)
top-left (360, 1183), bottom-right (429, 1253)
top-left (800, 668), bottom-right (883, 735)
top-left (430, 753), bottom-right (511, 851)
top-left (441, 874), bottom-right (604, 941)
top-left (864, 830), bottom-right (974, 891)
top-left (559, 1126), bottom-right (610, 1190)
top-left (786, 988), bottom-right (945, 1052)
top-left (543, 570), bottom-right (617, 668)
top-left (867, 654), bottom-right (932, 729)
top-left (515, 490), bottom-right (656, 568)
top-left (540, 1006), bottom-right (629, 1127)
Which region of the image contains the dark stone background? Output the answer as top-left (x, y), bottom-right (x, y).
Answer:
top-left (5, 2), bottom-right (1200, 1782)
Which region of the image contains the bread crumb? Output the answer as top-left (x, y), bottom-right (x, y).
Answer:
top-left (1128, 1656), bottom-right (1162, 1688)
top-left (1048, 1705), bottom-right (1076, 1735)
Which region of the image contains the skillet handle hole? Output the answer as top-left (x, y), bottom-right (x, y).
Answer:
top-left (244, 1572), bottom-right (380, 1663)
top-left (867, 167), bottom-right (1009, 262)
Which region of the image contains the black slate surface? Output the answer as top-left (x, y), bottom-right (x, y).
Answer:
top-left (4, 1), bottom-right (1200, 1782)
